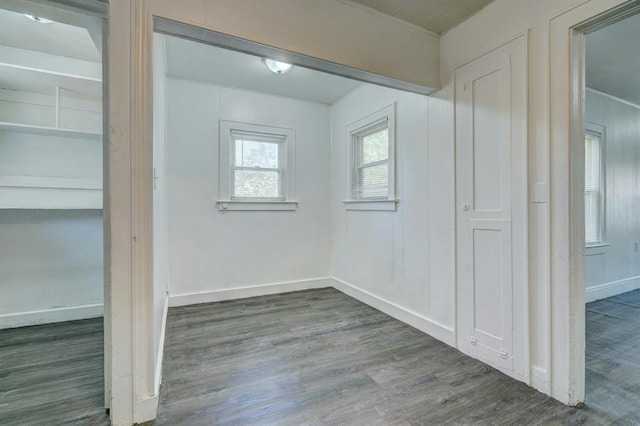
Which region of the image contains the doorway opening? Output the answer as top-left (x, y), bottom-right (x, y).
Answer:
top-left (150, 20), bottom-right (445, 420)
top-left (0, 2), bottom-right (108, 424)
top-left (581, 9), bottom-right (640, 419)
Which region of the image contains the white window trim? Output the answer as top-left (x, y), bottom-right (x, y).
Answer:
top-left (584, 121), bottom-right (605, 247)
top-left (344, 103), bottom-right (397, 211)
top-left (218, 120), bottom-right (296, 211)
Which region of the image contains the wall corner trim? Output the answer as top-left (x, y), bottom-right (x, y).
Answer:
top-left (331, 278), bottom-right (454, 346)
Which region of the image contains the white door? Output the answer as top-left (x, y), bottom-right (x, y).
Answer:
top-left (455, 36), bottom-right (528, 377)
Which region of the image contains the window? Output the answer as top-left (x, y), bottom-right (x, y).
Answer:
top-left (345, 104), bottom-right (397, 211)
top-left (584, 123), bottom-right (605, 246)
top-left (218, 121), bottom-right (296, 211)
top-left (232, 131), bottom-right (284, 199)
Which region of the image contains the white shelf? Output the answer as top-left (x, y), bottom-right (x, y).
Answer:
top-left (0, 176), bottom-right (102, 209)
top-left (0, 63), bottom-right (101, 99)
top-left (0, 122), bottom-right (102, 140)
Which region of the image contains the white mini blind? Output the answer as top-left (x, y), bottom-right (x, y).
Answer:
top-left (231, 131), bottom-right (284, 199)
top-left (352, 120), bottom-right (389, 199)
top-left (585, 131), bottom-right (602, 245)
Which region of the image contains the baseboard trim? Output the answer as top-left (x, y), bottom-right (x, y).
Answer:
top-left (331, 278), bottom-right (454, 346)
top-left (585, 275), bottom-right (640, 303)
top-left (169, 277), bottom-right (332, 307)
top-left (134, 394), bottom-right (159, 424)
top-left (531, 366), bottom-right (550, 394)
top-left (0, 303), bottom-right (103, 329)
top-left (155, 294), bottom-right (169, 395)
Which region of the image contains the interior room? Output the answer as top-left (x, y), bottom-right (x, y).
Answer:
top-left (583, 11), bottom-right (640, 414)
top-left (0, 6), bottom-right (106, 424)
top-left (6, 0), bottom-right (640, 425)
top-left (149, 31), bottom-right (510, 423)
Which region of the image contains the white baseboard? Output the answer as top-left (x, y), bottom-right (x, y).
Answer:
top-left (0, 303), bottom-right (103, 329)
top-left (134, 394), bottom-right (159, 424)
top-left (169, 277), bottom-right (332, 307)
top-left (531, 366), bottom-right (550, 394)
top-left (331, 278), bottom-right (455, 346)
top-left (155, 294), bottom-right (169, 395)
top-left (585, 275), bottom-right (640, 303)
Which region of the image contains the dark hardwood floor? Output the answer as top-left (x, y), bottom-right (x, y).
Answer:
top-left (2, 288), bottom-right (638, 425)
top-left (0, 318), bottom-right (109, 426)
top-left (155, 288), bottom-right (634, 425)
top-left (586, 289), bottom-right (640, 421)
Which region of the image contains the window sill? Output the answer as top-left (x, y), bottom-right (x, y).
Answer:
top-left (343, 199), bottom-right (398, 211)
top-left (217, 200), bottom-right (298, 211)
top-left (585, 243), bottom-right (609, 256)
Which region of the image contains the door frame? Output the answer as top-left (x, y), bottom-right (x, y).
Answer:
top-left (549, 0), bottom-right (640, 405)
top-left (107, 2), bottom-right (441, 424)
top-left (0, 0), bottom-right (111, 412)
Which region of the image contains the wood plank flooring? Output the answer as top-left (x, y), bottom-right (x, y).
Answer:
top-left (0, 318), bottom-right (109, 426)
top-left (586, 289), bottom-right (640, 421)
top-left (2, 289), bottom-right (637, 425)
top-left (155, 288), bottom-right (633, 425)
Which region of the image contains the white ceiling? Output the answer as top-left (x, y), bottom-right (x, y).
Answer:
top-left (0, 8), bottom-right (100, 62)
top-left (586, 13), bottom-right (640, 106)
top-left (346, 0), bottom-right (494, 34)
top-left (163, 35), bottom-right (362, 105)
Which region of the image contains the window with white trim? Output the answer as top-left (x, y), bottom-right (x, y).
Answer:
top-left (345, 104), bottom-right (397, 211)
top-left (218, 121), bottom-right (296, 211)
top-left (585, 123), bottom-right (605, 246)
top-left (232, 131), bottom-right (284, 199)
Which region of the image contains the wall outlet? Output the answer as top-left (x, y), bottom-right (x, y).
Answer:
top-left (635, 241), bottom-right (639, 252)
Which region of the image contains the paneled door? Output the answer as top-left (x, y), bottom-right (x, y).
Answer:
top-left (455, 35), bottom-right (528, 377)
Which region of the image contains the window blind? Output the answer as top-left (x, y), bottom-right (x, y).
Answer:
top-left (352, 121), bottom-right (389, 199)
top-left (585, 131), bottom-right (602, 245)
top-left (231, 131), bottom-right (283, 199)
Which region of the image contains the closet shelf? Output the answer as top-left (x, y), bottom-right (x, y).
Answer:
top-left (0, 122), bottom-right (102, 140)
top-left (0, 176), bottom-right (103, 209)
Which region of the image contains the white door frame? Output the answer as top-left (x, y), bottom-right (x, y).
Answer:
top-left (107, 2), bottom-right (441, 424)
top-left (0, 0), bottom-right (113, 413)
top-left (549, 0), bottom-right (640, 405)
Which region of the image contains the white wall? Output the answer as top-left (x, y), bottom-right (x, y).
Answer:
top-left (145, 0), bottom-right (439, 90)
top-left (166, 78), bottom-right (331, 303)
top-left (585, 89), bottom-right (640, 302)
top-left (0, 210), bottom-right (103, 328)
top-left (330, 83), bottom-right (454, 342)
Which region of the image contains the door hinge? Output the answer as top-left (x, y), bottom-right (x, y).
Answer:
top-left (500, 349), bottom-right (509, 359)
top-left (469, 336), bottom-right (477, 346)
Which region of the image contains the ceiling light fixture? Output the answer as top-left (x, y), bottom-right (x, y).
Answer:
top-left (263, 58), bottom-right (293, 74)
top-left (24, 14), bottom-right (54, 24)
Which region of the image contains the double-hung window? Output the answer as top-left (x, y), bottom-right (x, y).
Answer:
top-left (232, 131), bottom-right (284, 199)
top-left (219, 121), bottom-right (296, 211)
top-left (344, 104), bottom-right (397, 211)
top-left (584, 122), bottom-right (605, 246)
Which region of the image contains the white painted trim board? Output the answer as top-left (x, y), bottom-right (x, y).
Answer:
top-left (0, 303), bottom-right (103, 329)
top-left (586, 275), bottom-right (640, 303)
top-left (169, 277), bottom-right (332, 307)
top-left (155, 294), bottom-right (169, 395)
top-left (331, 278), bottom-right (455, 346)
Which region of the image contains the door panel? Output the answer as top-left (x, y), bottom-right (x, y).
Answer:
top-left (456, 36), bottom-right (527, 377)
